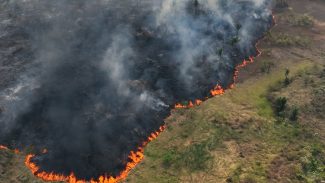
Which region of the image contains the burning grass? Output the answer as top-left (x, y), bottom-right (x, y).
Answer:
top-left (24, 126), bottom-right (166, 183)
top-left (125, 60), bottom-right (323, 182)
top-left (2, 1), bottom-right (325, 182)
top-left (0, 1), bottom-right (274, 181)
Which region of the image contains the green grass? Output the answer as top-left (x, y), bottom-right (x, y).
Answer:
top-left (268, 33), bottom-right (311, 47)
top-left (126, 61), bottom-right (320, 183)
top-left (297, 143), bottom-right (325, 183)
top-left (230, 61), bottom-right (313, 118)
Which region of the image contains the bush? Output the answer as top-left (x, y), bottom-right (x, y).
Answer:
top-left (275, 97), bottom-right (287, 116)
top-left (179, 143), bottom-right (212, 171)
top-left (300, 146), bottom-right (325, 180)
top-left (289, 107), bottom-right (299, 121)
top-left (162, 150), bottom-right (178, 168)
top-left (288, 14), bottom-right (314, 27)
top-left (260, 61), bottom-right (274, 74)
top-left (268, 33), bottom-right (310, 47)
top-left (284, 68), bottom-right (291, 86)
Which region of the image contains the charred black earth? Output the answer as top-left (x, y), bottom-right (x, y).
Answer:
top-left (0, 0), bottom-right (273, 181)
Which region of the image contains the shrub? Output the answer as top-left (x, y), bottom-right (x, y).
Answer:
top-left (289, 107), bottom-right (299, 121)
top-left (288, 14), bottom-right (314, 27)
top-left (275, 97), bottom-right (287, 116)
top-left (284, 68), bottom-right (291, 86)
top-left (179, 143), bottom-right (212, 171)
top-left (268, 33), bottom-right (310, 47)
top-left (162, 150), bottom-right (178, 168)
top-left (260, 61), bottom-right (274, 74)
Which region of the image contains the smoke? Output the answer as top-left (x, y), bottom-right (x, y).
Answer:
top-left (0, 0), bottom-right (273, 180)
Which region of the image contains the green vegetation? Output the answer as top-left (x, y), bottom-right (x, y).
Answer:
top-left (260, 61), bottom-right (274, 74)
top-left (289, 106), bottom-right (299, 121)
top-left (0, 149), bottom-right (45, 183)
top-left (178, 143), bottom-right (212, 171)
top-left (268, 33), bottom-right (310, 47)
top-left (2, 1), bottom-right (324, 183)
top-left (284, 68), bottom-right (291, 86)
top-left (274, 97), bottom-right (287, 116)
top-left (296, 144), bottom-right (325, 182)
top-left (160, 142), bottom-right (213, 171)
top-left (287, 13), bottom-right (314, 27)
top-left (126, 60), bottom-right (324, 183)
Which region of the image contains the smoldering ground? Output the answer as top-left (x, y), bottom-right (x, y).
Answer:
top-left (0, 0), bottom-right (273, 180)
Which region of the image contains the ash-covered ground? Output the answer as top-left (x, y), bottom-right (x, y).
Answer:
top-left (0, 0), bottom-right (273, 180)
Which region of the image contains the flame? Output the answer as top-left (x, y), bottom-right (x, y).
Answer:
top-left (23, 13), bottom-right (275, 183)
top-left (23, 42), bottom-right (263, 183)
top-left (42, 149), bottom-right (48, 154)
top-left (174, 57), bottom-right (254, 110)
top-left (0, 145), bottom-right (20, 154)
top-left (173, 35), bottom-right (265, 110)
top-left (174, 99), bottom-right (203, 109)
top-left (0, 145), bottom-right (9, 150)
top-left (14, 149), bottom-right (20, 154)
top-left (210, 85), bottom-right (225, 96)
top-left (25, 125), bottom-right (166, 183)
top-left (5, 47), bottom-right (259, 183)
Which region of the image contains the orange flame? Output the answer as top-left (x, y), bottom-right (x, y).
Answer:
top-left (174, 57), bottom-right (253, 110)
top-left (174, 99), bottom-right (203, 109)
top-left (173, 33), bottom-right (266, 110)
top-left (210, 85), bottom-right (225, 96)
top-left (23, 42), bottom-right (263, 183)
top-left (24, 13), bottom-right (275, 183)
top-left (42, 149), bottom-right (48, 154)
top-left (14, 149), bottom-right (20, 154)
top-left (25, 125), bottom-right (166, 183)
top-left (0, 145), bottom-right (20, 154)
top-left (0, 145), bottom-right (9, 150)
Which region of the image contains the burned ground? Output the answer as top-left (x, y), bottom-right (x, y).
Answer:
top-left (0, 0), bottom-right (273, 181)
top-left (125, 0), bottom-right (325, 182)
top-left (2, 0), bottom-right (324, 183)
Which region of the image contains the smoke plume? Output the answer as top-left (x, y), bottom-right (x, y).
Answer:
top-left (0, 0), bottom-right (273, 180)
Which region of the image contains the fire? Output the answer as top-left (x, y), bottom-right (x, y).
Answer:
top-left (0, 145), bottom-right (19, 157)
top-left (10, 12), bottom-right (274, 183)
top-left (25, 125), bottom-right (166, 183)
top-left (174, 99), bottom-right (203, 109)
top-left (174, 42), bottom-right (263, 110)
top-left (0, 145), bottom-right (20, 154)
top-left (42, 149), bottom-right (48, 154)
top-left (210, 85), bottom-right (225, 96)
top-left (24, 46), bottom-right (261, 182)
top-left (0, 145), bottom-right (9, 150)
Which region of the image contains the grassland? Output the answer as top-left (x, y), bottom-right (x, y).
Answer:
top-left (125, 0), bottom-right (325, 182)
top-left (0, 0), bottom-right (324, 183)
top-left (125, 60), bottom-right (324, 183)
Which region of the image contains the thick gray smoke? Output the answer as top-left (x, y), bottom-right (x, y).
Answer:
top-left (0, 0), bottom-right (273, 180)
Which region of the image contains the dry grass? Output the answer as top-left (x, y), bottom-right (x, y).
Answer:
top-left (1, 0), bottom-right (325, 183)
top-left (125, 1), bottom-right (325, 182)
